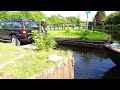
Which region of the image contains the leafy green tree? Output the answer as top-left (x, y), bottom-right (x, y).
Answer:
top-left (0, 11), bottom-right (8, 21)
top-left (104, 11), bottom-right (120, 33)
top-left (66, 16), bottom-right (81, 30)
top-left (94, 11), bottom-right (106, 25)
top-left (30, 11), bottom-right (46, 24)
top-left (0, 11), bottom-right (46, 24)
top-left (105, 11), bottom-right (120, 25)
top-left (18, 11), bottom-right (32, 18)
top-left (66, 16), bottom-right (80, 26)
top-left (92, 11), bottom-right (106, 33)
top-left (48, 14), bottom-right (64, 26)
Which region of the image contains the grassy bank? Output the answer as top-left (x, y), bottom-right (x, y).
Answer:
top-left (48, 29), bottom-right (107, 39)
top-left (0, 43), bottom-right (26, 64)
top-left (0, 43), bottom-right (70, 79)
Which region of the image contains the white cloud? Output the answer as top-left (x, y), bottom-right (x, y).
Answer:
top-left (42, 11), bottom-right (116, 21)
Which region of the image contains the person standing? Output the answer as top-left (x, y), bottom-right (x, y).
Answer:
top-left (41, 19), bottom-right (48, 34)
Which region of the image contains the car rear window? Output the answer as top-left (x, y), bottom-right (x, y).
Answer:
top-left (23, 20), bottom-right (39, 28)
top-left (13, 21), bottom-right (22, 28)
top-left (1, 21), bottom-right (13, 28)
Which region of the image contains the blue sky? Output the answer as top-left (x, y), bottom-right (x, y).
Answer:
top-left (42, 11), bottom-right (116, 21)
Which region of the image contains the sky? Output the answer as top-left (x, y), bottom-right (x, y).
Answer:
top-left (42, 11), bottom-right (116, 21)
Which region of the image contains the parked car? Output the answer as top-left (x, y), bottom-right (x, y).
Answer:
top-left (0, 18), bottom-right (40, 46)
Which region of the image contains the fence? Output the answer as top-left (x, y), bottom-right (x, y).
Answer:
top-left (47, 22), bottom-right (87, 30)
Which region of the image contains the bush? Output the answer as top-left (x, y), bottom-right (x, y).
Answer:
top-left (104, 25), bottom-right (110, 30)
top-left (116, 24), bottom-right (120, 31)
top-left (32, 31), bottom-right (57, 50)
top-left (80, 30), bottom-right (88, 40)
top-left (65, 28), bottom-right (71, 33)
top-left (105, 11), bottom-right (120, 25)
top-left (104, 24), bottom-right (120, 32)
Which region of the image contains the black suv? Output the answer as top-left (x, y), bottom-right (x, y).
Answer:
top-left (0, 18), bottom-right (40, 46)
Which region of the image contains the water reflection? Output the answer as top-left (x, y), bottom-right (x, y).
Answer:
top-left (102, 66), bottom-right (120, 79)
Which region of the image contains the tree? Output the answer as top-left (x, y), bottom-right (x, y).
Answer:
top-left (6, 11), bottom-right (19, 19)
top-left (48, 14), bottom-right (64, 26)
top-left (0, 11), bottom-right (8, 21)
top-left (105, 11), bottom-right (120, 25)
top-left (104, 11), bottom-right (120, 33)
top-left (30, 11), bottom-right (46, 24)
top-left (93, 11), bottom-right (106, 33)
top-left (0, 11), bottom-right (46, 24)
top-left (94, 11), bottom-right (106, 25)
top-left (66, 16), bottom-right (81, 28)
top-left (76, 18), bottom-right (81, 26)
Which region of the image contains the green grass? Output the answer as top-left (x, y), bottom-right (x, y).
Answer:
top-left (0, 43), bottom-right (70, 79)
top-left (86, 31), bottom-right (107, 39)
top-left (48, 29), bottom-right (107, 39)
top-left (0, 43), bottom-right (26, 64)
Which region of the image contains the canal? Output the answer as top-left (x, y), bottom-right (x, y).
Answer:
top-left (58, 43), bottom-right (120, 79)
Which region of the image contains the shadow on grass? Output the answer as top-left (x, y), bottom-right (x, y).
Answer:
top-left (0, 39), bottom-right (32, 46)
top-left (0, 40), bottom-right (10, 43)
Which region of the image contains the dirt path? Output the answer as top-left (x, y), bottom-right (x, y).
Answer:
top-left (0, 42), bottom-right (36, 69)
top-left (0, 54), bottom-right (26, 69)
top-left (0, 53), bottom-right (2, 56)
top-left (18, 44), bottom-right (38, 50)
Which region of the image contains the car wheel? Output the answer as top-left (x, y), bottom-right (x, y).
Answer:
top-left (11, 35), bottom-right (21, 46)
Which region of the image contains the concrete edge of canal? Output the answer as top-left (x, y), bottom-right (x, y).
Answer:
top-left (55, 37), bottom-right (112, 49)
top-left (31, 51), bottom-right (75, 79)
top-left (32, 37), bottom-right (111, 79)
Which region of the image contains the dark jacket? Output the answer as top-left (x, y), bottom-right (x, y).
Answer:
top-left (41, 21), bottom-right (47, 28)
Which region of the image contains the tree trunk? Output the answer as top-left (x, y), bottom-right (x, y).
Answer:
top-left (62, 24), bottom-right (63, 30)
top-left (93, 25), bottom-right (95, 33)
top-left (72, 23), bottom-right (74, 30)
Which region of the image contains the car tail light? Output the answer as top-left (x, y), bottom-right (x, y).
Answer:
top-left (21, 29), bottom-right (27, 34)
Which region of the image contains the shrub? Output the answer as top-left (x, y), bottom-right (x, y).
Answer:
top-left (105, 11), bottom-right (120, 25)
top-left (105, 24), bottom-right (120, 33)
top-left (80, 30), bottom-right (88, 41)
top-left (65, 28), bottom-right (71, 33)
top-left (104, 25), bottom-right (110, 30)
top-left (116, 24), bottom-right (120, 31)
top-left (32, 31), bottom-right (57, 50)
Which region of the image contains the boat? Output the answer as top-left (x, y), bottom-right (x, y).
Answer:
top-left (103, 44), bottom-right (120, 65)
